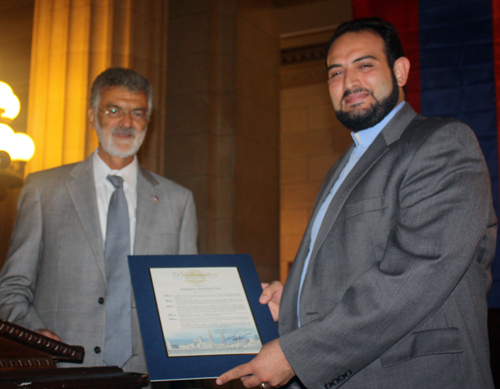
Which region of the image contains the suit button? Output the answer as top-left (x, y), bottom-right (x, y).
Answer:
top-left (94, 347), bottom-right (101, 354)
top-left (98, 297), bottom-right (104, 304)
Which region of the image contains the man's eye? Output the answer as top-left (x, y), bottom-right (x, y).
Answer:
top-left (109, 108), bottom-right (121, 116)
top-left (328, 71), bottom-right (342, 81)
top-left (132, 110), bottom-right (146, 118)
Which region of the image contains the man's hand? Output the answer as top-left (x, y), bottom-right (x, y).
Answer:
top-left (36, 328), bottom-right (61, 342)
top-left (216, 339), bottom-right (295, 388)
top-left (260, 281), bottom-right (283, 322)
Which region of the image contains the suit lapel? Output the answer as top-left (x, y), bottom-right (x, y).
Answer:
top-left (309, 135), bottom-right (389, 264)
top-left (280, 145), bottom-right (354, 330)
top-left (310, 145), bottom-right (355, 228)
top-left (307, 103), bottom-right (419, 271)
top-left (133, 167), bottom-right (162, 255)
top-left (66, 157), bottom-right (106, 281)
top-left (289, 145), bottom-right (355, 277)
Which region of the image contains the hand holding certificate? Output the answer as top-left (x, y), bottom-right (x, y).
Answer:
top-left (259, 281), bottom-right (284, 323)
top-left (216, 338), bottom-right (296, 389)
top-left (215, 282), bottom-right (296, 389)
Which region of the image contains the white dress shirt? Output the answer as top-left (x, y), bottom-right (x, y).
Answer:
top-left (92, 150), bottom-right (138, 253)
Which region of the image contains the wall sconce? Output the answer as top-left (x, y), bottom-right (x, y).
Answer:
top-left (0, 81), bottom-right (20, 120)
top-left (0, 81), bottom-right (35, 194)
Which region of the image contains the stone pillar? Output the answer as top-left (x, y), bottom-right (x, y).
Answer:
top-left (234, 0), bottom-right (280, 281)
top-left (27, 0), bottom-right (168, 175)
top-left (166, 0), bottom-right (280, 281)
top-left (165, 0), bottom-right (237, 256)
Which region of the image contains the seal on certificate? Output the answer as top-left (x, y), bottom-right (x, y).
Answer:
top-left (183, 269), bottom-right (206, 284)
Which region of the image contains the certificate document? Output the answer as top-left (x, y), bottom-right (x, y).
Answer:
top-left (150, 267), bottom-right (263, 357)
top-left (129, 254), bottom-right (279, 381)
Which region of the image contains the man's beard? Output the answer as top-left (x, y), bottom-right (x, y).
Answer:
top-left (95, 119), bottom-right (147, 158)
top-left (335, 72), bottom-right (399, 132)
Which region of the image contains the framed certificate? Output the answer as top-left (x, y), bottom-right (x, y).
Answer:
top-left (128, 254), bottom-right (279, 382)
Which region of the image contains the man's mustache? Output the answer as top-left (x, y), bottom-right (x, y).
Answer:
top-left (342, 87), bottom-right (373, 101)
top-left (111, 126), bottom-right (137, 137)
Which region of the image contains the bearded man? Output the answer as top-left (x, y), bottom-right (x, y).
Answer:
top-left (217, 18), bottom-right (496, 389)
top-left (0, 68), bottom-right (198, 375)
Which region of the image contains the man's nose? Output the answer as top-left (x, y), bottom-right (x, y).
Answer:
top-left (343, 70), bottom-right (359, 91)
top-left (120, 111), bottom-right (134, 126)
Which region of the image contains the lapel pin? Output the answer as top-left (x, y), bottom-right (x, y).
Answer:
top-left (153, 196), bottom-right (159, 203)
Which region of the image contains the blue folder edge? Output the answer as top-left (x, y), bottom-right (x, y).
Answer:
top-left (128, 254), bottom-right (279, 382)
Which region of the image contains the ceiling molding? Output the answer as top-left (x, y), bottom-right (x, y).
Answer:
top-left (280, 61), bottom-right (327, 89)
top-left (281, 43), bottom-right (326, 67)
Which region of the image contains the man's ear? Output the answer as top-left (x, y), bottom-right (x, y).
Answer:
top-left (393, 56), bottom-right (410, 87)
top-left (88, 108), bottom-right (96, 128)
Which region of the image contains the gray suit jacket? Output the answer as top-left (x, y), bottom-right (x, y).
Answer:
top-left (279, 104), bottom-right (497, 389)
top-left (0, 156), bottom-right (198, 374)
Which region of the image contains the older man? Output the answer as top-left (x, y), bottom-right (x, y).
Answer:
top-left (217, 17), bottom-right (496, 389)
top-left (0, 67), bottom-right (198, 374)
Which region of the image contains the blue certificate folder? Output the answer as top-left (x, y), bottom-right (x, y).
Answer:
top-left (128, 254), bottom-right (279, 382)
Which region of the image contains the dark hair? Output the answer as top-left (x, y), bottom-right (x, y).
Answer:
top-left (325, 17), bottom-right (405, 69)
top-left (90, 67), bottom-right (153, 115)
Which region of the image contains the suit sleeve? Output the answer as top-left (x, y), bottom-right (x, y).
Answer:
top-left (178, 190), bottom-right (198, 255)
top-left (0, 175), bottom-right (46, 330)
top-left (279, 121), bottom-right (496, 388)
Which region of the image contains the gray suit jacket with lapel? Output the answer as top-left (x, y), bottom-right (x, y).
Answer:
top-left (279, 104), bottom-right (497, 388)
top-left (0, 155), bottom-right (198, 374)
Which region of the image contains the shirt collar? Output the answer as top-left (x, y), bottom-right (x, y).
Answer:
top-left (92, 149), bottom-right (138, 191)
top-left (351, 101), bottom-right (406, 149)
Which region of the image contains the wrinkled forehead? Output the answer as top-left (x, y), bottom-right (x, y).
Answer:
top-left (98, 86), bottom-right (149, 106)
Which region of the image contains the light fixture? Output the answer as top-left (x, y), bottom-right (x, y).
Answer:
top-left (0, 79), bottom-right (35, 194)
top-left (0, 123), bottom-right (35, 162)
top-left (0, 81), bottom-right (20, 121)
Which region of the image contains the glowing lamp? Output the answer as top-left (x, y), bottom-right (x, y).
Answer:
top-left (0, 80), bottom-right (34, 192)
top-left (0, 81), bottom-right (21, 121)
top-left (9, 133), bottom-right (35, 161)
top-left (0, 123), bottom-right (15, 153)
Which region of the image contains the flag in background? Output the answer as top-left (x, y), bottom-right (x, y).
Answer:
top-left (353, 0), bottom-right (500, 307)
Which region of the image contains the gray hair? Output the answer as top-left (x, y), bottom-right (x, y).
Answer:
top-left (90, 67), bottom-right (153, 115)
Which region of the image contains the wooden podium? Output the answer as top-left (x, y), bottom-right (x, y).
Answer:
top-left (0, 318), bottom-right (149, 388)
